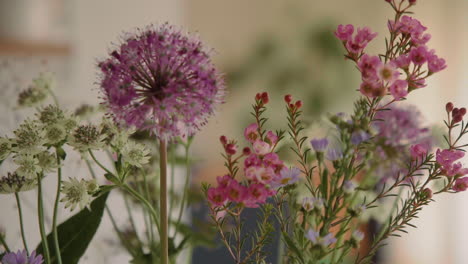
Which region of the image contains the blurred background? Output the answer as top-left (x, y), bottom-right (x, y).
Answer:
top-left (0, 0), bottom-right (466, 263)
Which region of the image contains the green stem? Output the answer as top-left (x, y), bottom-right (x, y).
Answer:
top-left (15, 192), bottom-right (29, 256)
top-left (88, 150), bottom-right (114, 176)
top-left (173, 142), bottom-right (191, 238)
top-left (168, 144), bottom-right (176, 235)
top-left (141, 171), bottom-right (155, 253)
top-left (122, 184), bottom-right (161, 234)
top-left (0, 233), bottom-right (10, 252)
top-left (52, 150), bottom-right (63, 264)
top-left (123, 194), bottom-right (144, 249)
top-left (160, 139), bottom-right (169, 264)
top-left (37, 174), bottom-right (51, 264)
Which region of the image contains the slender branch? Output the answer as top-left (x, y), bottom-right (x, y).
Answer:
top-left (15, 192), bottom-right (29, 255)
top-left (37, 174), bottom-right (51, 263)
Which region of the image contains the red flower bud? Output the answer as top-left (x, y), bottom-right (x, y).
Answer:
top-left (225, 143), bottom-right (237, 155)
top-left (295, 100), bottom-right (303, 109)
top-left (446, 102), bottom-right (454, 113)
top-left (409, 0), bottom-right (416, 5)
top-left (220, 135), bottom-right (227, 145)
top-left (255, 93), bottom-right (262, 101)
top-left (261, 92), bottom-right (269, 104)
top-left (460, 107), bottom-right (467, 116)
top-left (453, 114), bottom-right (463, 124)
top-left (284, 94), bottom-right (292, 103)
top-left (289, 103), bottom-right (294, 109)
top-left (452, 108), bottom-right (459, 116)
top-left (421, 188), bottom-right (432, 199)
top-left (242, 147), bottom-right (251, 155)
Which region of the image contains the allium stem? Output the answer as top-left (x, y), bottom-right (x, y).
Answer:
top-left (159, 139), bottom-right (169, 264)
top-left (15, 192), bottom-right (29, 256)
top-left (52, 150), bottom-right (63, 264)
top-left (37, 174), bottom-right (51, 264)
top-left (173, 139), bottom-right (192, 238)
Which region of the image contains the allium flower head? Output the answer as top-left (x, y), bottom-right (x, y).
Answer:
top-left (0, 172), bottom-right (37, 194)
top-left (2, 250), bottom-right (44, 264)
top-left (98, 23), bottom-right (225, 140)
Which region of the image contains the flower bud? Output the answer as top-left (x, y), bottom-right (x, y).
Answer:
top-left (225, 143), bottom-right (237, 155)
top-left (295, 100), bottom-right (303, 109)
top-left (242, 147), bottom-right (251, 155)
top-left (421, 188), bottom-right (432, 199)
top-left (453, 114), bottom-right (463, 124)
top-left (284, 94), bottom-right (292, 103)
top-left (255, 93), bottom-right (262, 101)
top-left (261, 92), bottom-right (269, 104)
top-left (452, 108), bottom-right (459, 116)
top-left (409, 0), bottom-right (416, 5)
top-left (219, 135), bottom-right (228, 145)
top-left (446, 102), bottom-right (454, 113)
top-left (460, 107), bottom-right (467, 116)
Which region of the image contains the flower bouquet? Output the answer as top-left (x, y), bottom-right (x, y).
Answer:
top-left (0, 0), bottom-right (467, 264)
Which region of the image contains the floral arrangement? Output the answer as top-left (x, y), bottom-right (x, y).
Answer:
top-left (0, 0), bottom-right (467, 264)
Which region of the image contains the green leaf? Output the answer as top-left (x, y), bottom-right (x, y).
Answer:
top-left (36, 192), bottom-right (110, 264)
top-left (282, 231), bottom-right (305, 264)
top-left (104, 172), bottom-right (120, 184)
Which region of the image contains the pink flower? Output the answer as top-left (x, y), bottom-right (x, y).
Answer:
top-left (207, 187), bottom-right (227, 207)
top-left (244, 154), bottom-right (262, 168)
top-left (217, 174), bottom-right (232, 188)
top-left (245, 165), bottom-right (261, 181)
top-left (360, 79), bottom-right (385, 98)
top-left (253, 140), bottom-right (272, 155)
top-left (445, 163), bottom-right (468, 177)
top-left (262, 152), bottom-right (281, 166)
top-left (244, 183), bottom-right (272, 208)
top-left (389, 79), bottom-right (408, 99)
top-left (226, 180), bottom-right (248, 202)
top-left (335, 24), bottom-right (354, 42)
top-left (355, 27), bottom-right (378, 46)
top-left (427, 55), bottom-right (447, 73)
top-left (98, 24), bottom-right (225, 140)
top-left (254, 166), bottom-right (276, 184)
top-left (265, 131), bottom-right (278, 146)
top-left (409, 144), bottom-right (428, 159)
top-left (392, 54), bottom-right (411, 69)
top-left (409, 45), bottom-right (429, 65)
top-left (244, 123), bottom-right (260, 143)
top-left (436, 149), bottom-right (465, 168)
top-left (453, 177), bottom-right (468, 192)
top-left (376, 62), bottom-right (400, 84)
top-left (358, 54), bottom-right (382, 80)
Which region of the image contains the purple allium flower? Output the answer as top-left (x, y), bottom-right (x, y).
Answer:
top-left (326, 147), bottom-right (343, 161)
top-left (351, 130), bottom-right (370, 145)
top-left (2, 250), bottom-right (43, 264)
top-left (310, 138), bottom-right (329, 152)
top-left (98, 23), bottom-right (225, 140)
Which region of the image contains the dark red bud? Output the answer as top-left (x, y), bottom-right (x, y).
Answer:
top-left (446, 102), bottom-right (454, 113)
top-left (261, 92), bottom-right (269, 104)
top-left (295, 100), bottom-right (303, 109)
top-left (453, 114), bottom-right (463, 124)
top-left (255, 93), bottom-right (262, 101)
top-left (289, 103), bottom-right (294, 109)
top-left (452, 108), bottom-right (459, 116)
top-left (460, 107), bottom-right (467, 116)
top-left (220, 135), bottom-right (227, 145)
top-left (225, 143), bottom-right (237, 155)
top-left (422, 188), bottom-right (432, 199)
top-left (409, 0), bottom-right (416, 5)
top-left (284, 94), bottom-right (292, 104)
top-left (242, 147), bottom-right (251, 155)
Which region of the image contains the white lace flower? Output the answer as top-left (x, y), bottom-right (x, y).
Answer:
top-left (68, 124), bottom-right (105, 152)
top-left (0, 172), bottom-right (37, 194)
top-left (13, 120), bottom-right (45, 155)
top-left (0, 137), bottom-right (12, 160)
top-left (14, 155), bottom-right (41, 178)
top-left (121, 141), bottom-right (150, 168)
top-left (60, 178), bottom-right (93, 211)
top-left (37, 151), bottom-right (59, 173)
top-left (44, 124), bottom-right (67, 145)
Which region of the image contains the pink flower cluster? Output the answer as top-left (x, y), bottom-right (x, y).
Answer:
top-left (436, 149), bottom-right (468, 178)
top-left (207, 120), bottom-right (300, 208)
top-left (335, 10), bottom-right (446, 100)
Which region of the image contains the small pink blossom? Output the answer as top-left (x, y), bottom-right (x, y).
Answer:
top-left (254, 166), bottom-right (276, 184)
top-left (427, 55), bottom-right (447, 73)
top-left (345, 27), bottom-right (377, 55)
top-left (360, 79), bottom-right (385, 98)
top-left (389, 79), bottom-right (408, 99)
top-left (358, 54), bottom-right (383, 80)
top-left (207, 187), bottom-right (227, 207)
top-left (244, 154), bottom-right (262, 168)
top-left (217, 174), bottom-right (232, 188)
top-left (409, 144), bottom-right (428, 159)
top-left (453, 177), bottom-right (468, 192)
top-left (409, 45), bottom-right (430, 65)
top-left (262, 152), bottom-right (282, 166)
top-left (393, 54), bottom-right (411, 69)
top-left (376, 62), bottom-right (400, 84)
top-left (436, 149), bottom-right (465, 168)
top-left (253, 140), bottom-right (271, 155)
top-left (226, 180), bottom-right (248, 202)
top-left (243, 183), bottom-right (272, 208)
top-left (244, 123), bottom-right (260, 143)
top-left (265, 131), bottom-right (278, 146)
top-left (335, 24), bottom-right (354, 42)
